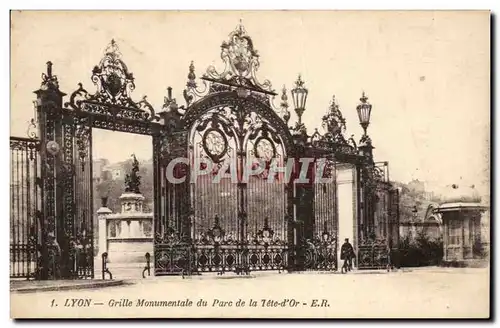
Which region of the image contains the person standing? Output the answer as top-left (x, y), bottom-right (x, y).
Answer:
top-left (340, 238), bottom-right (355, 273)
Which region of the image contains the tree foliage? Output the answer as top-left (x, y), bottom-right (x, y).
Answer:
top-left (397, 231), bottom-right (443, 267)
top-left (393, 181), bottom-right (442, 223)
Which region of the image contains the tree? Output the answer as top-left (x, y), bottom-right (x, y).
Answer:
top-left (394, 181), bottom-right (440, 223)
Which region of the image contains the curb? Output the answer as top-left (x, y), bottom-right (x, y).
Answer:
top-left (11, 280), bottom-right (129, 294)
top-left (289, 269), bottom-right (412, 275)
top-left (181, 274), bottom-right (257, 280)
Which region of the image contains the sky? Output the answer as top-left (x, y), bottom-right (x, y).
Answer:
top-left (10, 11), bottom-right (490, 197)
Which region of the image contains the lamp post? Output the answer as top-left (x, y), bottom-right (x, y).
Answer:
top-left (356, 91), bottom-right (372, 136)
top-left (291, 75), bottom-right (308, 125)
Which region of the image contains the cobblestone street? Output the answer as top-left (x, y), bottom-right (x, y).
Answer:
top-left (11, 267), bottom-right (489, 318)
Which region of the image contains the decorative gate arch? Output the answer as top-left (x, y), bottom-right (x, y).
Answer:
top-left (153, 23), bottom-right (299, 275)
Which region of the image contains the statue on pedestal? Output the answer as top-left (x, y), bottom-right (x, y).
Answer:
top-left (124, 154), bottom-right (141, 194)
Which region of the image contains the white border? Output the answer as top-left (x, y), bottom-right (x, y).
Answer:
top-left (2, 1), bottom-right (497, 327)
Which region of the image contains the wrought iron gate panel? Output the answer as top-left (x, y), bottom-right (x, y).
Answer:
top-left (54, 114), bottom-right (95, 279)
top-left (357, 167), bottom-right (391, 270)
top-left (247, 245), bottom-right (288, 271)
top-left (246, 131), bottom-right (287, 246)
top-left (190, 110), bottom-right (242, 273)
top-left (155, 130), bottom-right (192, 275)
top-left (185, 99), bottom-right (291, 273)
top-left (71, 117), bottom-right (94, 278)
top-left (190, 110), bottom-right (238, 233)
top-left (59, 114), bottom-right (75, 278)
top-left (10, 137), bottom-right (41, 279)
top-left (302, 159), bottom-right (338, 271)
top-left (358, 243), bottom-right (389, 270)
top-left (38, 103), bottom-right (60, 280)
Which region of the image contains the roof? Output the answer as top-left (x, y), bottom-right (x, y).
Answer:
top-left (440, 185), bottom-right (482, 204)
top-left (436, 202), bottom-right (489, 213)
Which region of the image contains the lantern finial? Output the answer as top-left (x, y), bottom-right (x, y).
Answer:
top-left (291, 74), bottom-right (308, 124)
top-left (356, 91), bottom-right (372, 136)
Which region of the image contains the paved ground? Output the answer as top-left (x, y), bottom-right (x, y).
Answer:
top-left (10, 267), bottom-right (490, 319)
top-left (10, 279), bottom-right (126, 293)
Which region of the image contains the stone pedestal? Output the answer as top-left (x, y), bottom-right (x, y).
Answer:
top-left (97, 206), bottom-right (112, 259)
top-left (96, 192), bottom-right (153, 266)
top-left (120, 192), bottom-right (145, 214)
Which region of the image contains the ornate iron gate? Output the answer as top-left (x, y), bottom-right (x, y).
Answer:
top-left (21, 21), bottom-right (399, 279)
top-left (31, 41), bottom-right (163, 279)
top-left (303, 159), bottom-right (338, 271)
top-left (357, 163), bottom-right (395, 270)
top-left (153, 24), bottom-right (296, 275)
top-left (10, 137), bottom-right (41, 279)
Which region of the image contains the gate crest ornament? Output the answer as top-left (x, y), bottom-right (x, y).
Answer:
top-left (66, 40), bottom-right (159, 123)
top-left (203, 21), bottom-right (275, 96)
top-left (322, 95), bottom-right (346, 137)
top-left (91, 39), bottom-right (135, 106)
top-left (309, 95), bottom-right (357, 155)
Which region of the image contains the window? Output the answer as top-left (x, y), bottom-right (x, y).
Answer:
top-left (448, 218), bottom-right (462, 246)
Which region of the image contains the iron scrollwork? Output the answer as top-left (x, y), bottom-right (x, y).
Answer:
top-left (65, 40), bottom-right (159, 125)
top-left (154, 227), bottom-right (192, 276)
top-left (202, 127), bottom-right (229, 164)
top-left (183, 93), bottom-right (295, 155)
top-left (309, 95), bottom-right (357, 156)
top-left (203, 21), bottom-right (274, 96)
top-left (302, 221), bottom-right (338, 271)
top-left (357, 237), bottom-right (389, 270)
top-left (183, 61), bottom-right (209, 107)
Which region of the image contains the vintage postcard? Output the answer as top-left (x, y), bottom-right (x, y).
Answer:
top-left (9, 10), bottom-right (490, 319)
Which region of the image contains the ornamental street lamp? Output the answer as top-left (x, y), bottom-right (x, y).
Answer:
top-left (356, 91), bottom-right (372, 136)
top-left (291, 75), bottom-right (308, 125)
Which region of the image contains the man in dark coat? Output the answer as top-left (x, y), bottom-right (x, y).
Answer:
top-left (340, 238), bottom-right (355, 273)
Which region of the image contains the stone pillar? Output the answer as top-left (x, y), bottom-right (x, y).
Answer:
top-left (97, 205), bottom-right (112, 258)
top-left (336, 164), bottom-right (357, 267)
